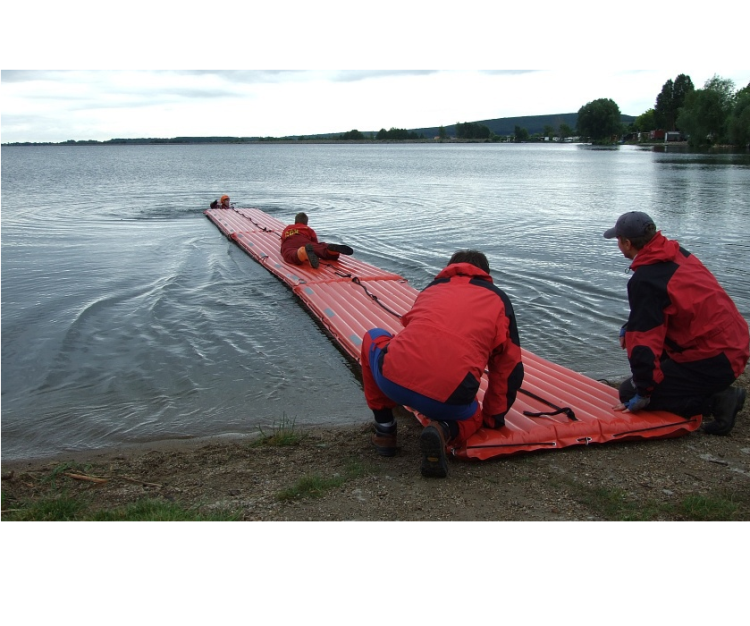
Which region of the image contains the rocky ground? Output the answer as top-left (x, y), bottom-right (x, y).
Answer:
top-left (3, 373), bottom-right (748, 521)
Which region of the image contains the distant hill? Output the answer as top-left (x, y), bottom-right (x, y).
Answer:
top-left (3, 112), bottom-right (638, 145)
top-left (303, 112), bottom-right (637, 140)
top-left (414, 113), bottom-right (632, 138)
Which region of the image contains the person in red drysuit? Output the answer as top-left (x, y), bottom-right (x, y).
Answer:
top-left (209, 194), bottom-right (231, 209)
top-left (604, 211), bottom-right (748, 435)
top-left (280, 212), bottom-right (353, 269)
top-left (361, 249), bottom-right (524, 478)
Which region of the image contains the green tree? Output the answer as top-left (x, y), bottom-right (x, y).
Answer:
top-left (678, 74), bottom-right (736, 147)
top-left (456, 121), bottom-right (491, 139)
top-left (543, 125), bottom-right (555, 138)
top-left (655, 74), bottom-right (694, 131)
top-left (513, 125), bottom-right (529, 142)
top-left (727, 83), bottom-right (750, 147)
top-left (438, 125), bottom-right (447, 140)
top-left (678, 91), bottom-right (724, 146)
top-left (339, 129), bottom-right (364, 140)
top-left (576, 98), bottom-right (622, 143)
top-left (673, 74), bottom-right (695, 128)
top-left (654, 79), bottom-right (674, 129)
top-left (375, 127), bottom-right (412, 141)
top-left (558, 122), bottom-right (573, 139)
top-left (634, 108), bottom-right (657, 132)
top-left (704, 74), bottom-right (736, 110)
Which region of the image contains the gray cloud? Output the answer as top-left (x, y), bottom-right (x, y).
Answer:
top-left (171, 70), bottom-right (302, 82)
top-left (1, 69), bottom-right (297, 89)
top-left (170, 70), bottom-right (440, 84)
top-left (479, 70), bottom-right (540, 75)
top-left (2, 70), bottom-right (68, 82)
top-left (327, 70), bottom-right (439, 82)
top-left (1, 69), bottom-right (442, 90)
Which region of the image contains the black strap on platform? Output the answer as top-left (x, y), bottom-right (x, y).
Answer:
top-left (351, 276), bottom-right (404, 319)
top-left (245, 214), bottom-right (280, 237)
top-left (519, 387), bottom-right (578, 421)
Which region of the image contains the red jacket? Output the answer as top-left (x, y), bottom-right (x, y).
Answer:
top-left (625, 232), bottom-right (749, 394)
top-left (381, 263), bottom-right (524, 421)
top-left (280, 223), bottom-right (318, 252)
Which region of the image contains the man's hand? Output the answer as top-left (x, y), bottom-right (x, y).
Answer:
top-left (613, 394), bottom-right (651, 412)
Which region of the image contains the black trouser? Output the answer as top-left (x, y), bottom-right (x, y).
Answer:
top-left (619, 353), bottom-right (737, 418)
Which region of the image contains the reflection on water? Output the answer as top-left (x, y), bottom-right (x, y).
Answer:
top-left (2, 143), bottom-right (749, 460)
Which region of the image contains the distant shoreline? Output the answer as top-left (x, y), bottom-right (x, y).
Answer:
top-left (3, 140), bottom-right (721, 150)
top-left (3, 138), bottom-right (575, 146)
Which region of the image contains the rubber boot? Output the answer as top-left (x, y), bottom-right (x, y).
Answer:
top-left (327, 244), bottom-right (354, 255)
top-left (371, 422), bottom-right (397, 457)
top-left (703, 386), bottom-right (746, 435)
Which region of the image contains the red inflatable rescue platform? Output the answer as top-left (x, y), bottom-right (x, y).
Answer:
top-left (205, 207), bottom-right (701, 460)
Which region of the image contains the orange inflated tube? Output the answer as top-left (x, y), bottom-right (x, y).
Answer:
top-left (203, 207), bottom-right (703, 462)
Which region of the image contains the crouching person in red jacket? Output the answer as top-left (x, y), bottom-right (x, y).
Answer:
top-left (280, 212), bottom-right (353, 269)
top-left (604, 211), bottom-right (749, 434)
top-left (360, 250), bottom-right (524, 478)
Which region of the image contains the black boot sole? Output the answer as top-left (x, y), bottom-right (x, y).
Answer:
top-left (305, 243), bottom-right (320, 268)
top-left (420, 426), bottom-right (448, 478)
top-left (327, 244), bottom-right (353, 255)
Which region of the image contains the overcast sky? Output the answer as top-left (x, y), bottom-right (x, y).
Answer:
top-left (2, 5), bottom-right (748, 144)
top-left (4, 69), bottom-right (749, 143)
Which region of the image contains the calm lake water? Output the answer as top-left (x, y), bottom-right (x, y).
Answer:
top-left (2, 143), bottom-right (749, 461)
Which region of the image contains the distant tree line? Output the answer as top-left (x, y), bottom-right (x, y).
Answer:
top-left (375, 127), bottom-right (422, 140)
top-left (678, 76), bottom-right (749, 147)
top-left (331, 127), bottom-right (427, 141)
top-left (338, 129), bottom-right (366, 140)
top-left (573, 73), bottom-right (750, 148)
top-left (627, 73), bottom-right (750, 148)
top-left (455, 122), bottom-right (491, 139)
top-left (5, 136), bottom-right (264, 146)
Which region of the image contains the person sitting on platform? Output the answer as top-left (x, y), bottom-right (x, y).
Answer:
top-left (360, 249), bottom-right (525, 478)
top-left (604, 211), bottom-right (748, 434)
top-left (219, 195), bottom-right (231, 209)
top-left (280, 212), bottom-right (353, 269)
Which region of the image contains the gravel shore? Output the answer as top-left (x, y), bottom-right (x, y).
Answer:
top-left (3, 373), bottom-right (748, 521)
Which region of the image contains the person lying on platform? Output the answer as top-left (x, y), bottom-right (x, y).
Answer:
top-left (604, 211), bottom-right (748, 434)
top-left (360, 249), bottom-right (525, 478)
top-left (280, 212), bottom-right (353, 269)
top-left (209, 200), bottom-right (219, 209)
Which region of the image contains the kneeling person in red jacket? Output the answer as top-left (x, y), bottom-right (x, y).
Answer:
top-left (361, 250), bottom-right (525, 478)
top-left (604, 211), bottom-right (748, 434)
top-left (280, 212), bottom-right (353, 269)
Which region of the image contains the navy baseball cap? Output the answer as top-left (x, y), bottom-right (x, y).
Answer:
top-left (603, 211), bottom-right (655, 239)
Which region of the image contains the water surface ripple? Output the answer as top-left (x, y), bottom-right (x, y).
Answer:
top-left (2, 143), bottom-right (749, 460)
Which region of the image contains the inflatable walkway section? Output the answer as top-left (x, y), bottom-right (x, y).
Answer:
top-left (205, 207), bottom-right (701, 460)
